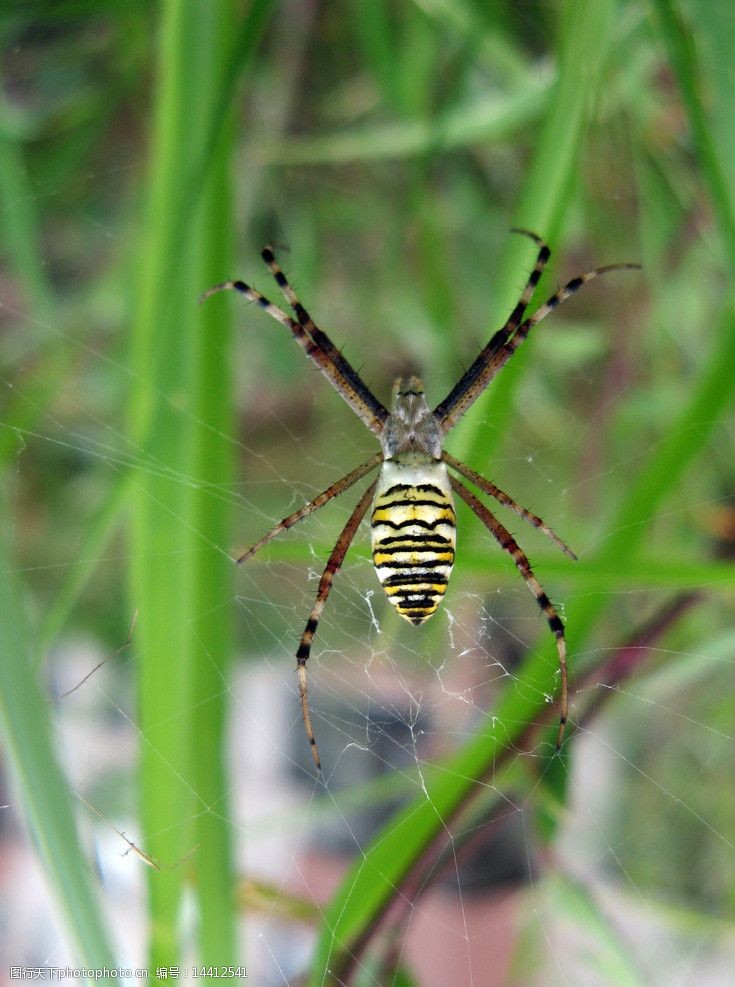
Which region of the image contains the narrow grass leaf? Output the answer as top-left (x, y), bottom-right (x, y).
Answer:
top-left (0, 544), bottom-right (116, 980)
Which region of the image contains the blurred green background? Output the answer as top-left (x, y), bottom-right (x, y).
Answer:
top-left (0, 1), bottom-right (734, 985)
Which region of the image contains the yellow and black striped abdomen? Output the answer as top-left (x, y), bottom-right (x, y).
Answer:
top-left (371, 481), bottom-right (456, 625)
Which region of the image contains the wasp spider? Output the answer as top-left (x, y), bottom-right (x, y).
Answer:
top-left (203, 231), bottom-right (638, 771)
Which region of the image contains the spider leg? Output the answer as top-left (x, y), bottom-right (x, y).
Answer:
top-left (442, 451), bottom-right (577, 560)
top-left (450, 475), bottom-right (569, 750)
top-left (261, 248), bottom-right (387, 428)
top-left (489, 261), bottom-right (642, 381)
top-left (503, 228), bottom-right (552, 332)
top-left (435, 252), bottom-right (640, 433)
top-left (260, 248), bottom-right (354, 372)
top-left (295, 479), bottom-right (377, 772)
top-left (236, 453), bottom-right (381, 563)
top-left (433, 230), bottom-right (551, 427)
top-left (201, 272), bottom-right (388, 436)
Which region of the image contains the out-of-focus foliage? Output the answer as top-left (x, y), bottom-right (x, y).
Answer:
top-left (0, 1), bottom-right (734, 984)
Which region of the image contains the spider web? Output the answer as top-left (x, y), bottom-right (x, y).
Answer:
top-left (5, 0), bottom-right (735, 976)
top-left (1, 23), bottom-right (733, 972)
top-left (2, 294), bottom-right (734, 987)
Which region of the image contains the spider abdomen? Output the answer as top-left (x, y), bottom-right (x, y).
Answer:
top-left (371, 461), bottom-right (456, 625)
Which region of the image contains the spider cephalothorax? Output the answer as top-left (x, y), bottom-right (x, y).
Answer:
top-left (203, 232), bottom-right (638, 770)
top-left (380, 376), bottom-right (443, 459)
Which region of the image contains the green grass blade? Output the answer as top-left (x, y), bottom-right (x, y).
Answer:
top-left (32, 0), bottom-right (273, 664)
top-left (309, 724), bottom-right (523, 984)
top-left (560, 302), bottom-right (735, 671)
top-left (409, 0), bottom-right (529, 84)
top-left (37, 476), bottom-right (131, 660)
top-left (560, 0), bottom-right (735, 658)
top-left (0, 92), bottom-right (75, 466)
top-left (187, 21), bottom-right (237, 974)
top-left (651, 0), bottom-right (735, 269)
top-left (258, 81), bottom-right (549, 165)
top-left (0, 104), bottom-right (54, 319)
top-left (242, 542), bottom-right (735, 591)
top-left (453, 0), bottom-right (617, 468)
top-left (128, 0), bottom-right (235, 966)
top-left (129, 0), bottom-right (277, 965)
top-left (0, 538), bottom-right (116, 980)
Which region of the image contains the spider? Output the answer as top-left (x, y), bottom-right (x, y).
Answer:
top-left (202, 231), bottom-right (638, 771)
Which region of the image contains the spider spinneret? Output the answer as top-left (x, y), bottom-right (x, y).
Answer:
top-left (202, 231), bottom-right (639, 772)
